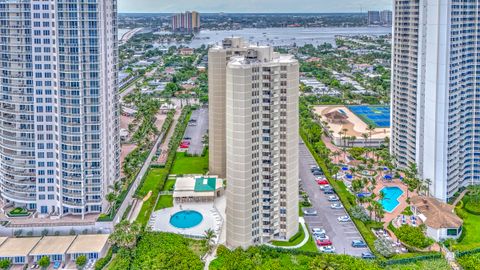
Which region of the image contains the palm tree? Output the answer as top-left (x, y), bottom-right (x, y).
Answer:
top-left (366, 124), bottom-right (375, 157)
top-left (106, 192), bottom-right (117, 214)
top-left (361, 133), bottom-right (369, 148)
top-left (366, 204), bottom-right (374, 220)
top-left (203, 228), bottom-right (217, 253)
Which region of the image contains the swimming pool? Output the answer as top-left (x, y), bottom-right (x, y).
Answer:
top-left (170, 210), bottom-right (203, 229)
top-left (379, 187), bottom-right (403, 213)
top-left (348, 105), bottom-right (390, 128)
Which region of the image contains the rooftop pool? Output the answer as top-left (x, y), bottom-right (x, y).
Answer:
top-left (379, 186), bottom-right (403, 213)
top-left (170, 210), bottom-right (203, 229)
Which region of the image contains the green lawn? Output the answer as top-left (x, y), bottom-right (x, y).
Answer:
top-left (453, 205), bottom-right (480, 251)
top-left (136, 167), bottom-right (168, 198)
top-left (271, 224), bottom-right (306, 247)
top-left (155, 195), bottom-right (173, 210)
top-left (136, 167), bottom-right (168, 226)
top-left (163, 179), bottom-right (176, 192)
top-left (171, 152), bottom-right (208, 175)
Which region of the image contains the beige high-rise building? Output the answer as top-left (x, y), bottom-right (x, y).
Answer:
top-left (208, 38), bottom-right (250, 177)
top-left (222, 45), bottom-right (299, 248)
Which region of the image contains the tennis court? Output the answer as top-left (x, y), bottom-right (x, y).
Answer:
top-left (348, 105), bottom-right (390, 128)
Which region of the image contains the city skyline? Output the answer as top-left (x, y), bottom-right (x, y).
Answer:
top-left (118, 0), bottom-right (391, 13)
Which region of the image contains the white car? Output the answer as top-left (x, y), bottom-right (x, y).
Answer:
top-left (328, 195), bottom-right (339, 201)
top-left (337, 215), bottom-right (351, 222)
top-left (319, 184), bottom-right (331, 190)
top-left (330, 203), bottom-right (344, 209)
top-left (313, 233), bottom-right (329, 241)
top-left (319, 246), bottom-right (336, 253)
top-left (312, 228), bottom-right (326, 235)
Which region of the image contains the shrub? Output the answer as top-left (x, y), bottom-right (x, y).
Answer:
top-left (0, 259), bottom-right (10, 270)
top-left (76, 255), bottom-right (87, 269)
top-left (374, 238), bottom-right (395, 258)
top-left (395, 225), bottom-right (433, 249)
top-left (351, 205), bottom-right (371, 223)
top-left (94, 248), bottom-right (112, 270)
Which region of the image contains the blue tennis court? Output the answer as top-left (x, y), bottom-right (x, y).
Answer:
top-left (348, 105), bottom-right (390, 128)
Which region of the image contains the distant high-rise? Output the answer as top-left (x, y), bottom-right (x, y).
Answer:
top-left (368, 10), bottom-right (392, 25)
top-left (368, 11), bottom-right (381, 25)
top-left (391, 0), bottom-right (480, 201)
top-left (172, 11), bottom-right (200, 33)
top-left (0, 0), bottom-right (120, 217)
top-left (380, 10), bottom-right (392, 25)
top-left (209, 38), bottom-right (299, 248)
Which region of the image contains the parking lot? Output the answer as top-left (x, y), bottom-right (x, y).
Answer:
top-left (299, 140), bottom-right (370, 256)
top-left (184, 107), bottom-right (208, 155)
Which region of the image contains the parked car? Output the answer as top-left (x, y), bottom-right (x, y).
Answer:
top-left (337, 215), bottom-right (351, 222)
top-left (303, 209), bottom-right (317, 216)
top-left (312, 228), bottom-right (326, 235)
top-left (316, 239), bottom-right (333, 246)
top-left (323, 189), bottom-right (335, 194)
top-left (330, 203), bottom-right (344, 209)
top-left (319, 184), bottom-right (331, 190)
top-left (312, 171), bottom-right (323, 176)
top-left (310, 165), bottom-right (319, 171)
top-left (361, 252), bottom-right (376, 259)
top-left (183, 136), bottom-right (192, 140)
top-left (328, 195), bottom-right (339, 201)
top-left (316, 179), bottom-right (329, 185)
top-left (319, 246), bottom-right (336, 253)
top-left (352, 240), bottom-right (368, 248)
top-left (313, 233), bottom-right (329, 241)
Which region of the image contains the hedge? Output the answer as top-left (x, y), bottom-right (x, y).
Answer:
top-left (94, 248), bottom-right (113, 270)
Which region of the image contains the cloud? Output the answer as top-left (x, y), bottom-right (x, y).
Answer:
top-left (118, 0), bottom-right (391, 13)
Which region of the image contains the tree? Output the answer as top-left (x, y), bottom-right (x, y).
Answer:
top-left (374, 238), bottom-right (395, 258)
top-left (106, 192), bottom-right (117, 213)
top-left (76, 255), bottom-right (87, 269)
top-left (108, 220), bottom-right (142, 249)
top-left (350, 205), bottom-right (370, 222)
top-left (0, 259), bottom-right (10, 270)
top-left (203, 228), bottom-right (217, 253)
top-left (38, 256), bottom-right (50, 270)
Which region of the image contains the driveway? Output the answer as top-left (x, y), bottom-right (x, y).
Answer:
top-left (299, 140), bottom-right (369, 256)
top-left (184, 107), bottom-right (208, 155)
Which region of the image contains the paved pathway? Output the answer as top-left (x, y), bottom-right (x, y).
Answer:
top-left (453, 189), bottom-right (468, 206)
top-left (265, 217), bottom-right (309, 249)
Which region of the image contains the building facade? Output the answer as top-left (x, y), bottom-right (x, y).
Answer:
top-left (208, 38), bottom-right (249, 177)
top-left (380, 10), bottom-right (392, 25)
top-left (172, 11), bottom-right (200, 33)
top-left (222, 44), bottom-right (299, 248)
top-left (0, 0), bottom-right (120, 217)
top-left (368, 11), bottom-right (381, 25)
top-left (391, 0), bottom-right (480, 201)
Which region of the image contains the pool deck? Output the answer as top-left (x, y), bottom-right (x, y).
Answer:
top-left (371, 176), bottom-right (416, 228)
top-left (149, 196), bottom-right (226, 244)
top-left (314, 105), bottom-right (390, 140)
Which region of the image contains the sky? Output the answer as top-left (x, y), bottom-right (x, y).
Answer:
top-left (118, 0), bottom-right (391, 13)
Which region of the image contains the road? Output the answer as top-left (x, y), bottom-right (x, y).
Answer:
top-left (184, 107), bottom-right (208, 155)
top-left (299, 140), bottom-right (369, 256)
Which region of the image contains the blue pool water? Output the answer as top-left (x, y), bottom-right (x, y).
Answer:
top-left (170, 210), bottom-right (203, 229)
top-left (379, 187), bottom-right (403, 213)
top-left (348, 105), bottom-right (390, 128)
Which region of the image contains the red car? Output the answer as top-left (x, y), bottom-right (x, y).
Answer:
top-left (316, 239), bottom-right (333, 246)
top-left (181, 141), bottom-right (191, 145)
top-left (180, 143), bottom-right (189, 149)
top-left (316, 179), bottom-right (329, 185)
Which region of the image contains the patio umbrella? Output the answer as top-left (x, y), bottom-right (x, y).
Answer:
top-left (342, 167), bottom-right (348, 171)
top-left (384, 175), bottom-right (392, 180)
top-left (346, 174), bottom-right (353, 179)
top-left (383, 167), bottom-right (388, 171)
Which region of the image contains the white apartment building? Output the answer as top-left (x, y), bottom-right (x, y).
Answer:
top-left (208, 37), bottom-right (249, 178)
top-left (391, 0), bottom-right (480, 201)
top-left (222, 44), bottom-right (299, 248)
top-left (0, 0), bottom-right (120, 217)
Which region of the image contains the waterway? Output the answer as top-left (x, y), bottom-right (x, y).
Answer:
top-left (118, 26), bottom-right (391, 48)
